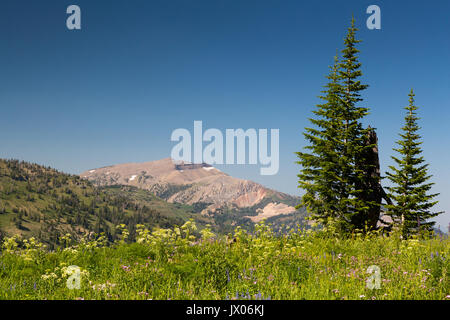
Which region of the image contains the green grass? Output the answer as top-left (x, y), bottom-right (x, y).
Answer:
top-left (0, 221), bottom-right (448, 300)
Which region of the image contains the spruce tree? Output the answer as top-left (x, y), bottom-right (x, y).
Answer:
top-left (386, 89), bottom-right (442, 237)
top-left (296, 55), bottom-right (345, 226)
top-left (337, 17), bottom-right (379, 232)
top-left (297, 17), bottom-right (375, 234)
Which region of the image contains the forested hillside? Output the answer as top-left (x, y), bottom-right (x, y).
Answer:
top-left (0, 159), bottom-right (205, 248)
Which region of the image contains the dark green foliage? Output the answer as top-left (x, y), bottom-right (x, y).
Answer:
top-left (192, 202), bottom-right (213, 213)
top-left (386, 90), bottom-right (442, 237)
top-left (296, 17), bottom-right (376, 234)
top-left (157, 183), bottom-right (193, 200)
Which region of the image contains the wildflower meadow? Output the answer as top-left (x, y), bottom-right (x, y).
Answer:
top-left (0, 220), bottom-right (448, 300)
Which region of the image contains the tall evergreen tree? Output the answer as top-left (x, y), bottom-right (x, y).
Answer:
top-left (296, 55), bottom-right (344, 226)
top-left (297, 17), bottom-right (376, 234)
top-left (386, 89), bottom-right (442, 237)
top-left (336, 16), bottom-right (376, 232)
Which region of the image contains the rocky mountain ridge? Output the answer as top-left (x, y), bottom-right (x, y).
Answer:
top-left (81, 158), bottom-right (302, 222)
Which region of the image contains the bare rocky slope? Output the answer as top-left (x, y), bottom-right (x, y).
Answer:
top-left (80, 158), bottom-right (304, 224)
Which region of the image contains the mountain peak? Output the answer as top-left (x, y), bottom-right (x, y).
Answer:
top-left (80, 158), bottom-right (302, 222)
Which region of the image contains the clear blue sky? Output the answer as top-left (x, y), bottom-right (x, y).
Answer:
top-left (0, 0), bottom-right (448, 230)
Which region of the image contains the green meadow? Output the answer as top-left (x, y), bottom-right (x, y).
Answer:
top-left (1, 220), bottom-right (448, 300)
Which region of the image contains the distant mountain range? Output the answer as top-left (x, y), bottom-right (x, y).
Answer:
top-left (0, 158), bottom-right (307, 247)
top-left (81, 158), bottom-right (306, 226)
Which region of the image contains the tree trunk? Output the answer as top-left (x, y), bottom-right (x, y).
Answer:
top-left (360, 127), bottom-right (392, 230)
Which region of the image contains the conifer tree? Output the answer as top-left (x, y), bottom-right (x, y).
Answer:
top-left (297, 17), bottom-right (376, 234)
top-left (336, 16), bottom-right (374, 232)
top-left (296, 55), bottom-right (344, 226)
top-left (386, 89), bottom-right (442, 237)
